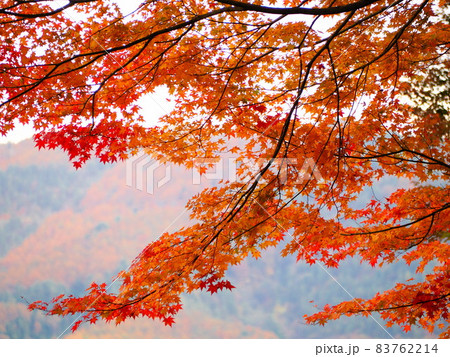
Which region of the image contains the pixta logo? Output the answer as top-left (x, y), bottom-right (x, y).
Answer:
top-left (126, 152), bottom-right (171, 194)
top-left (127, 152), bottom-right (323, 194)
top-left (192, 157), bottom-right (323, 185)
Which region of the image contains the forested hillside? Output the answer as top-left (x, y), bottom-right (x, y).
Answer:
top-left (0, 140), bottom-right (435, 338)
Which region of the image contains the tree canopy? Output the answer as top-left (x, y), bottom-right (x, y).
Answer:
top-left (1, 0), bottom-right (449, 337)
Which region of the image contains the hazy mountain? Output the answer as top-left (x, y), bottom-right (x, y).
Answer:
top-left (0, 140), bottom-right (434, 338)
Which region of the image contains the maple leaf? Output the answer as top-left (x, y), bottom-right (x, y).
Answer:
top-left (71, 320), bottom-right (83, 333)
top-left (252, 104), bottom-right (267, 113)
top-left (163, 316), bottom-right (175, 327)
top-left (73, 161), bottom-right (83, 170)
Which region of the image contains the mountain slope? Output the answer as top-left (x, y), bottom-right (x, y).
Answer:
top-left (0, 140), bottom-right (435, 338)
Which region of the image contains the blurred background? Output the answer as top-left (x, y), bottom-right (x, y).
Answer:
top-left (0, 139), bottom-right (434, 338)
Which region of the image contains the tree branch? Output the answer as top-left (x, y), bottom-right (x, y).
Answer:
top-left (215, 0), bottom-right (381, 15)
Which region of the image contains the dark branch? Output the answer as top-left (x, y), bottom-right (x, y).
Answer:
top-left (0, 0), bottom-right (96, 19)
top-left (215, 0), bottom-right (381, 15)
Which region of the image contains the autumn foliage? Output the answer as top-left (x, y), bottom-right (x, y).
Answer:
top-left (1, 0), bottom-right (449, 336)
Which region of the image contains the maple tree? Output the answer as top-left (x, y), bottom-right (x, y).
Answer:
top-left (1, 0), bottom-right (449, 336)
